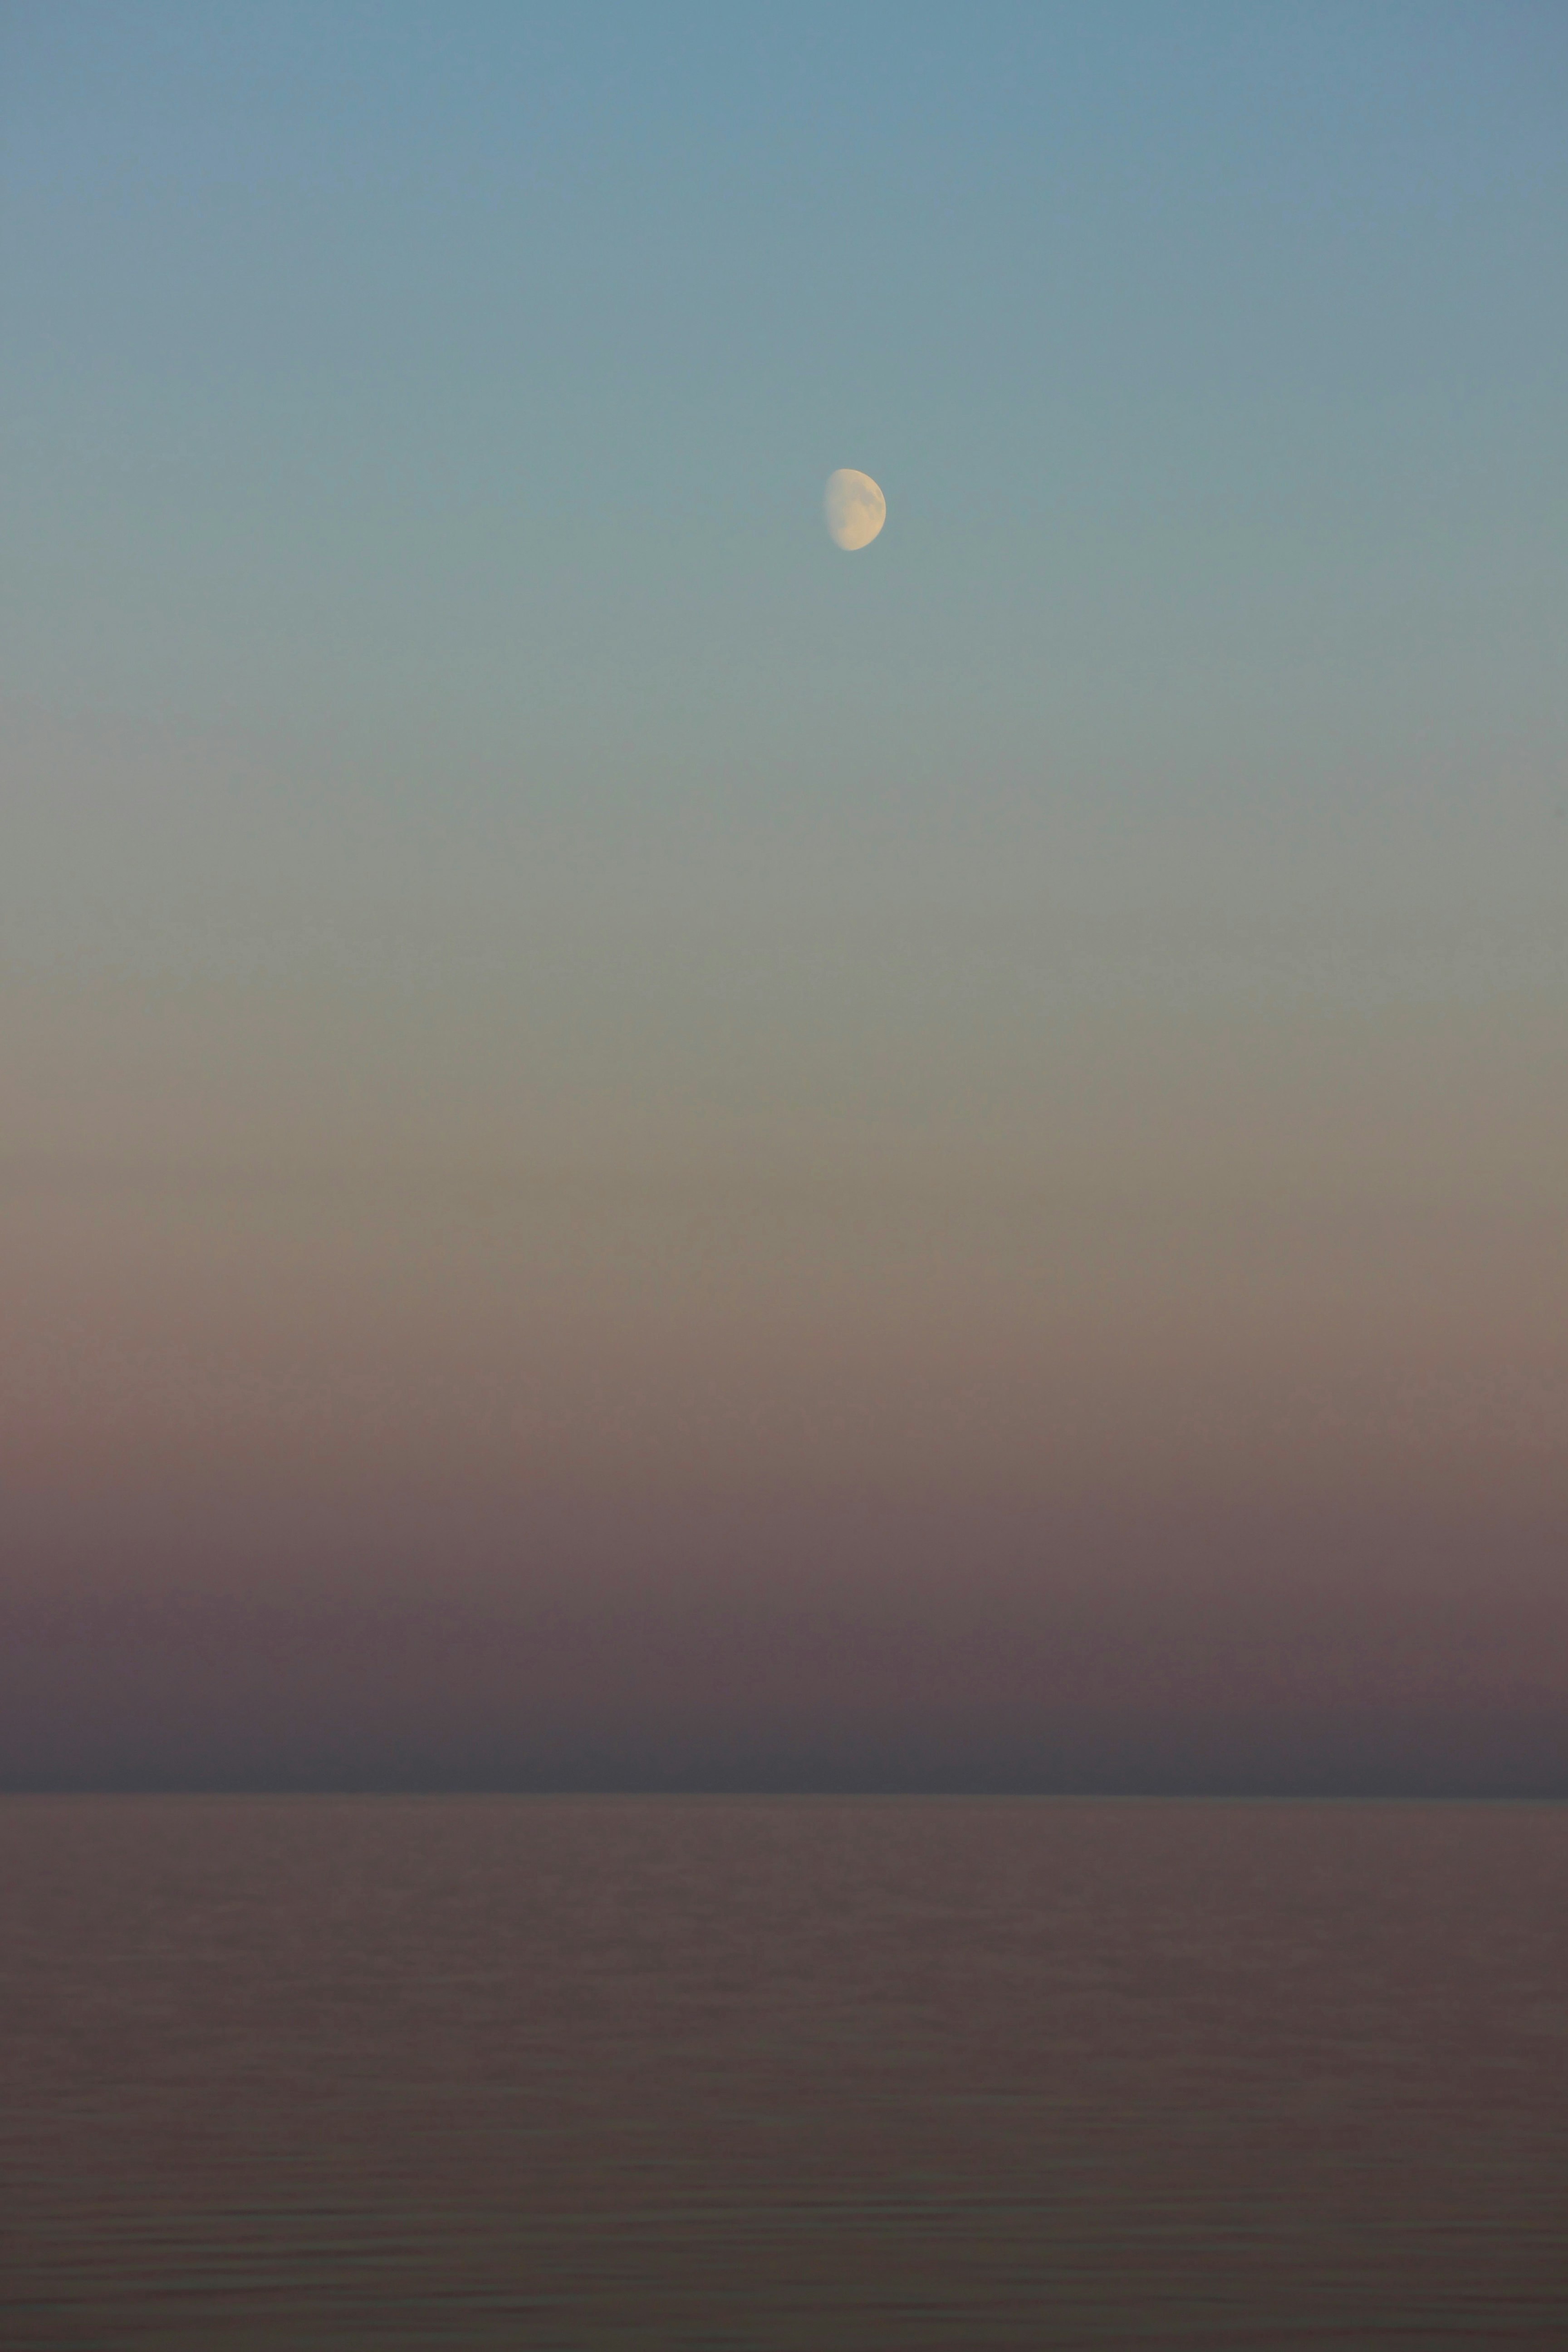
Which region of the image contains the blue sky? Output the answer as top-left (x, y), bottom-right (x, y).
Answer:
top-left (7, 3), bottom-right (1564, 832)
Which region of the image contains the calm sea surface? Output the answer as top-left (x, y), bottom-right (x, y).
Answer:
top-left (2, 1797), bottom-right (1564, 2349)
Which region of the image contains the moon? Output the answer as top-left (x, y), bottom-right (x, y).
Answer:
top-left (824, 468), bottom-right (886, 551)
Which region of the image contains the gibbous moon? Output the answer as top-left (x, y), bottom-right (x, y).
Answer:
top-left (824, 468), bottom-right (886, 551)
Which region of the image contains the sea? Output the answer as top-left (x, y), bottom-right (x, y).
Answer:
top-left (2, 1796), bottom-right (1564, 2349)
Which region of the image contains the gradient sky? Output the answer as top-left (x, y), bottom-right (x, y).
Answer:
top-left (4, 1), bottom-right (1567, 1791)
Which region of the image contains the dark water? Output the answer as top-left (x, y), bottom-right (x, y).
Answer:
top-left (2, 1798), bottom-right (1565, 2350)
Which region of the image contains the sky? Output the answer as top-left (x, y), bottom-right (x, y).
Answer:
top-left (3, 0), bottom-right (1566, 1792)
